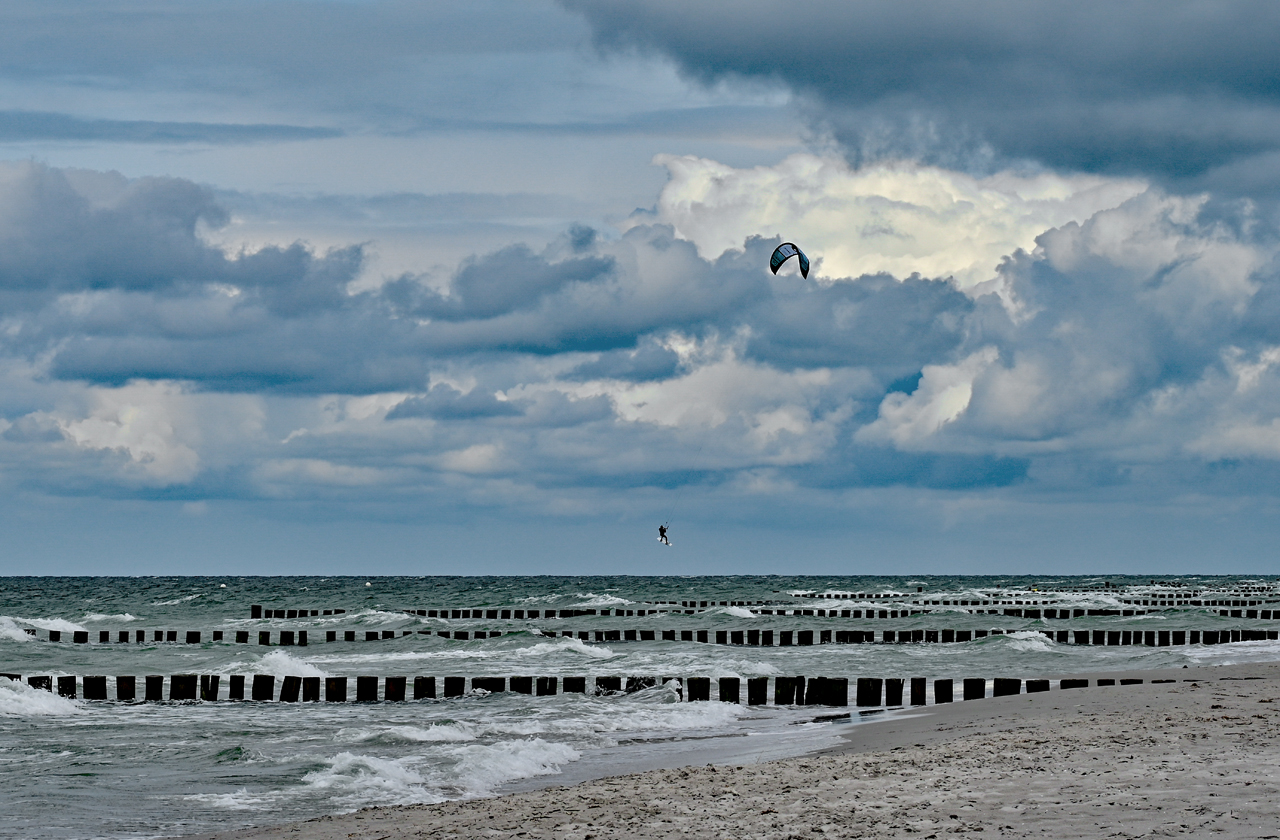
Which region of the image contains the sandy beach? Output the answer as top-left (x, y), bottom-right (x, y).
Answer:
top-left (184, 661), bottom-right (1280, 840)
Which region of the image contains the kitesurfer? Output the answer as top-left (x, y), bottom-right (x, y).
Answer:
top-left (658, 524), bottom-right (671, 546)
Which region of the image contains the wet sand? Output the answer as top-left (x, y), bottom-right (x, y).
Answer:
top-left (184, 662), bottom-right (1280, 839)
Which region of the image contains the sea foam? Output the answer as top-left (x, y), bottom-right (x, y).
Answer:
top-left (0, 679), bottom-right (82, 717)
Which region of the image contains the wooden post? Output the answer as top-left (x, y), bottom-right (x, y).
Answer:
top-left (186, 631), bottom-right (201, 644)
top-left (933, 678), bottom-right (953, 703)
top-left (356, 676), bottom-right (379, 701)
top-left (510, 677), bottom-right (533, 694)
top-left (443, 676), bottom-right (465, 697)
top-left (145, 675), bottom-right (164, 701)
top-left (200, 675), bottom-right (220, 701)
top-left (811, 677), bottom-right (848, 706)
top-left (626, 676), bottom-right (657, 693)
top-left (536, 677), bottom-right (557, 696)
top-left (993, 678), bottom-right (1021, 696)
top-left (856, 677), bottom-right (883, 706)
top-left (258, 631), bottom-right (271, 646)
top-left (325, 676), bottom-right (347, 702)
top-left (251, 674), bottom-right (275, 701)
top-left (229, 675), bottom-right (245, 700)
top-left (116, 676), bottom-right (136, 701)
top-left (303, 677), bottom-right (320, 702)
top-left (747, 676), bottom-right (767, 705)
top-left (562, 677), bottom-right (586, 694)
top-left (885, 678), bottom-right (904, 706)
top-left (413, 676), bottom-right (436, 699)
top-left (963, 678), bottom-right (985, 700)
top-left (83, 676), bottom-right (107, 700)
top-left (774, 676), bottom-right (805, 705)
top-left (718, 677), bottom-right (740, 703)
top-left (385, 676), bottom-right (407, 701)
top-left (279, 676), bottom-right (302, 702)
top-left (686, 677), bottom-right (711, 701)
top-left (1026, 679), bottom-right (1049, 693)
top-left (910, 677), bottom-right (926, 706)
top-left (593, 676), bottom-right (620, 695)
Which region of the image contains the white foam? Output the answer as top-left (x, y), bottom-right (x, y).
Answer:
top-left (449, 739), bottom-right (580, 797)
top-left (350, 609), bottom-right (413, 625)
top-left (301, 752), bottom-right (442, 808)
top-left (1003, 630), bottom-right (1057, 652)
top-left (574, 696), bottom-right (745, 735)
top-left (181, 789), bottom-right (273, 810)
top-left (573, 593), bottom-right (632, 607)
top-left (719, 606), bottom-right (756, 619)
top-left (252, 650), bottom-right (328, 678)
top-left (512, 636), bottom-right (616, 660)
top-left (5, 615), bottom-right (86, 633)
top-left (344, 723), bottom-right (478, 744)
top-left (82, 613), bottom-right (138, 623)
top-left (0, 617), bottom-right (32, 642)
top-left (153, 594), bottom-right (201, 606)
top-left (0, 679), bottom-right (83, 717)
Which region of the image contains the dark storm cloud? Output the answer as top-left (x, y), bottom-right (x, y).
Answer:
top-left (0, 111), bottom-right (340, 144)
top-left (562, 0), bottom-right (1280, 185)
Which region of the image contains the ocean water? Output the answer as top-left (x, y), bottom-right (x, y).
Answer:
top-left (2, 574), bottom-right (1279, 840)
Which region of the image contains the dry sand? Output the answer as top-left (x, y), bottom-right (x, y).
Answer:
top-left (187, 662), bottom-right (1280, 839)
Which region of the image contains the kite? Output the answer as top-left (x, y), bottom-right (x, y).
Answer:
top-left (769, 242), bottom-right (809, 279)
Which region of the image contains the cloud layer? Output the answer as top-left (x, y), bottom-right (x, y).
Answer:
top-left (3, 157), bottom-right (1280, 544)
top-left (563, 0), bottom-right (1280, 192)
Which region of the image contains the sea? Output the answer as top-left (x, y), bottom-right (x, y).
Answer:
top-left (2, 574), bottom-right (1279, 840)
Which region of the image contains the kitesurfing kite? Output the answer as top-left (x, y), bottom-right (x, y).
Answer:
top-left (770, 242), bottom-right (809, 279)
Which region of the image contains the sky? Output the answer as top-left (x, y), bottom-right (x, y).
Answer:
top-left (3, 0), bottom-right (1280, 575)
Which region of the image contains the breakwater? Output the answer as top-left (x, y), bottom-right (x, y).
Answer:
top-left (3, 671), bottom-right (1180, 705)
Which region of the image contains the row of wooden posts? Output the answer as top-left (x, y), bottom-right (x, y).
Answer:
top-left (26, 627), bottom-right (1280, 646)
top-left (252, 604), bottom-right (1280, 621)
top-left (3, 673), bottom-right (1164, 705)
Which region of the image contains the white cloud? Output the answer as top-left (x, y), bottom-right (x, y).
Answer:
top-left (642, 152), bottom-right (1146, 289)
top-left (438, 443), bottom-right (503, 474)
top-left (858, 348), bottom-right (998, 448)
top-left (56, 381), bottom-right (202, 483)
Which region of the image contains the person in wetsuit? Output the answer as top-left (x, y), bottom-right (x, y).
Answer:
top-left (658, 525), bottom-right (670, 546)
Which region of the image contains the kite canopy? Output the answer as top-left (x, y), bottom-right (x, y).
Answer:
top-left (769, 242), bottom-right (810, 279)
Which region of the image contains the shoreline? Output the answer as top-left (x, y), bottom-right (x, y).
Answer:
top-left (180, 661), bottom-right (1280, 839)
